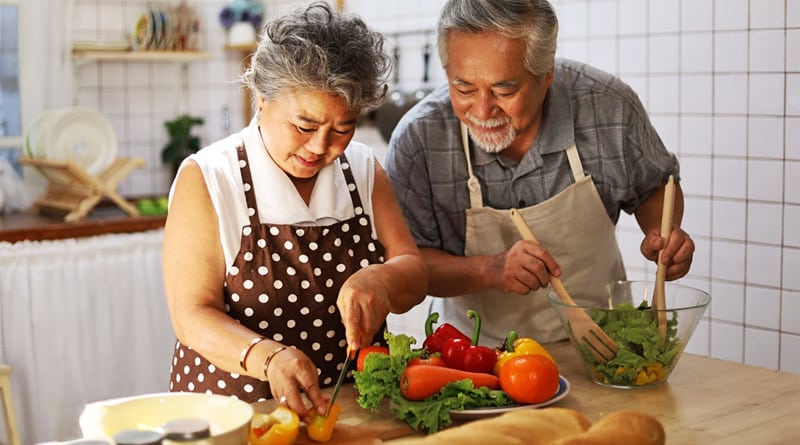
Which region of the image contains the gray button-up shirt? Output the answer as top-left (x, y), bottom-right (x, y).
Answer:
top-left (385, 58), bottom-right (679, 256)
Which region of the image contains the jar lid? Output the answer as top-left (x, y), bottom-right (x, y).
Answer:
top-left (112, 429), bottom-right (164, 445)
top-left (161, 418), bottom-right (211, 441)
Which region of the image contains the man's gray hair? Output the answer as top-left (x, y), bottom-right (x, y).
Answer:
top-left (437, 0), bottom-right (558, 82)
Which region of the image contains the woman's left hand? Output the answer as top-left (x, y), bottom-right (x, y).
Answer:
top-left (265, 346), bottom-right (327, 424)
top-left (336, 267), bottom-right (392, 350)
top-left (640, 224), bottom-right (694, 280)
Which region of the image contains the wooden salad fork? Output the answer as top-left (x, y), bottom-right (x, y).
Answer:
top-left (509, 209), bottom-right (619, 364)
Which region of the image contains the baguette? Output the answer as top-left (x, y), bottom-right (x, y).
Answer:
top-left (554, 410), bottom-right (665, 445)
top-left (390, 408), bottom-right (591, 445)
top-left (389, 408), bottom-right (664, 445)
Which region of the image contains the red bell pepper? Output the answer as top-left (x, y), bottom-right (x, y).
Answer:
top-left (441, 310), bottom-right (497, 374)
top-left (422, 312), bottom-right (470, 354)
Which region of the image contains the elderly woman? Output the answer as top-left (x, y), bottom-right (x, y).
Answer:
top-left (162, 1), bottom-right (427, 421)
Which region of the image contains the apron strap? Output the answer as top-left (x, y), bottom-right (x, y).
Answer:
top-left (336, 153), bottom-right (365, 212)
top-left (565, 145), bottom-right (585, 181)
top-left (460, 123), bottom-right (484, 209)
top-left (236, 139), bottom-right (261, 227)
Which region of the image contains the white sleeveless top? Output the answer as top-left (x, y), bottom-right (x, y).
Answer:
top-left (170, 120), bottom-right (379, 268)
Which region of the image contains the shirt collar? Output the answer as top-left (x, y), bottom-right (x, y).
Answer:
top-left (240, 119), bottom-right (351, 224)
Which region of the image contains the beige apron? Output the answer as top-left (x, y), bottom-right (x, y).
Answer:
top-left (438, 123), bottom-right (626, 345)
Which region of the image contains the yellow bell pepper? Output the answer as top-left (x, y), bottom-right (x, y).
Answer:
top-left (635, 362), bottom-right (667, 385)
top-left (250, 406), bottom-right (300, 445)
top-left (307, 402), bottom-right (341, 442)
top-left (493, 331), bottom-right (556, 376)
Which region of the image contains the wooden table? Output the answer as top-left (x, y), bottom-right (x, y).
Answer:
top-left (254, 341), bottom-right (800, 444)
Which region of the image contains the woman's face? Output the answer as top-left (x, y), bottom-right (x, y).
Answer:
top-left (257, 90), bottom-right (360, 179)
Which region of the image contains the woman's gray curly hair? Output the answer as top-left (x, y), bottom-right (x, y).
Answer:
top-left (437, 0), bottom-right (558, 82)
top-left (242, 1), bottom-right (391, 112)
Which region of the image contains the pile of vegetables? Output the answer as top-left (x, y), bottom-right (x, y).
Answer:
top-left (583, 301), bottom-right (682, 386)
top-left (353, 310), bottom-right (560, 433)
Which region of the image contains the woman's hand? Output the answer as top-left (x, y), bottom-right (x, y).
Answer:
top-left (264, 346), bottom-right (327, 424)
top-left (336, 267), bottom-right (392, 351)
top-left (640, 224), bottom-right (694, 280)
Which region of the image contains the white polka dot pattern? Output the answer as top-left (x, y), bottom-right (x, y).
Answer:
top-left (169, 150), bottom-right (387, 403)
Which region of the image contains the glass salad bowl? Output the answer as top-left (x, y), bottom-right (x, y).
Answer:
top-left (547, 280), bottom-right (710, 389)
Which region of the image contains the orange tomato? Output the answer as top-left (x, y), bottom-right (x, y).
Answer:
top-left (407, 355), bottom-right (447, 367)
top-left (356, 346), bottom-right (389, 372)
top-left (499, 354), bottom-right (560, 404)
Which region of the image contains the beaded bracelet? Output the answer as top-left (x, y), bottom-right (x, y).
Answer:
top-left (239, 336), bottom-right (267, 373)
top-left (262, 346), bottom-right (289, 381)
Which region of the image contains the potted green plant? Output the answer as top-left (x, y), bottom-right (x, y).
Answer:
top-left (161, 114), bottom-right (204, 178)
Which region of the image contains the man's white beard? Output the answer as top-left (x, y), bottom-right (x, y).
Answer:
top-left (466, 114), bottom-right (516, 153)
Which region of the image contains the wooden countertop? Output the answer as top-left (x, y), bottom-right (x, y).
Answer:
top-left (255, 341), bottom-right (800, 444)
top-left (0, 207), bottom-right (166, 242)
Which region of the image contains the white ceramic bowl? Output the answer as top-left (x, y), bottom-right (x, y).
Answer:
top-left (79, 392), bottom-right (253, 445)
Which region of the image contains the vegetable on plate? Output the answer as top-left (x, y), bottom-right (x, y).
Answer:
top-left (353, 332), bottom-right (513, 434)
top-left (400, 364), bottom-right (501, 401)
top-left (493, 330), bottom-right (555, 376)
top-left (499, 354), bottom-right (560, 404)
top-left (422, 312), bottom-right (470, 354)
top-left (441, 310), bottom-right (497, 374)
top-left (356, 345), bottom-right (389, 372)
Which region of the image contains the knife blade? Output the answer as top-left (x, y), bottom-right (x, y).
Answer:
top-left (326, 346), bottom-right (356, 417)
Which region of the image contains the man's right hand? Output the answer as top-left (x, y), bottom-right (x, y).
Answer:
top-left (488, 240), bottom-right (562, 295)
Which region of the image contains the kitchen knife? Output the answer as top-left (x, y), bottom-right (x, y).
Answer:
top-left (326, 346), bottom-right (356, 417)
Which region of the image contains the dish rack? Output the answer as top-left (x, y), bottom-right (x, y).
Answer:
top-left (20, 156), bottom-right (145, 223)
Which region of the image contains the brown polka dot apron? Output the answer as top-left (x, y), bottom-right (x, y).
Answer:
top-left (169, 143), bottom-right (387, 402)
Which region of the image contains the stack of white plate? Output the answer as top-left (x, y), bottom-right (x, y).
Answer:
top-left (25, 107), bottom-right (117, 177)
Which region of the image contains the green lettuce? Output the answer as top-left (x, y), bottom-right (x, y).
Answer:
top-left (353, 332), bottom-right (513, 433)
top-left (583, 302), bottom-right (682, 386)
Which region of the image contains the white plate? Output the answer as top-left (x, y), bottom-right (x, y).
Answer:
top-left (42, 108), bottom-right (117, 176)
top-left (25, 108), bottom-right (68, 158)
top-left (450, 375), bottom-right (570, 420)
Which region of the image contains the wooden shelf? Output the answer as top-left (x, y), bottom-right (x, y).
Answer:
top-left (72, 50), bottom-right (211, 67)
top-left (224, 43), bottom-right (257, 52)
top-left (71, 50), bottom-right (211, 112)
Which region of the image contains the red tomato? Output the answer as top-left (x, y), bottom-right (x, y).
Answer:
top-left (356, 346), bottom-right (389, 371)
top-left (499, 354), bottom-right (560, 404)
top-left (408, 355), bottom-right (447, 367)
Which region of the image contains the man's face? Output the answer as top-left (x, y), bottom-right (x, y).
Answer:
top-left (445, 31), bottom-right (553, 155)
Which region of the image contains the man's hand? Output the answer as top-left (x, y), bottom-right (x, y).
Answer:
top-left (487, 240), bottom-right (562, 295)
top-left (640, 224), bottom-right (694, 280)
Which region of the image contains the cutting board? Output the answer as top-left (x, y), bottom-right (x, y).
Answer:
top-left (252, 384), bottom-right (416, 444)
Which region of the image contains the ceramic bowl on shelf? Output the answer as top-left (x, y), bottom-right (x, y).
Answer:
top-left (547, 280), bottom-right (710, 389)
top-left (79, 392), bottom-right (253, 445)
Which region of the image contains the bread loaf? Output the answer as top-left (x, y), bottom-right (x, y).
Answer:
top-left (554, 410), bottom-right (665, 445)
top-left (389, 408), bottom-right (664, 445)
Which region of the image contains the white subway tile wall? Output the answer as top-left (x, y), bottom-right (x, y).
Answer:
top-left (71, 0), bottom-right (797, 373)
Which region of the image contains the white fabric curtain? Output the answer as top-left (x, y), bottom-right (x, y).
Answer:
top-left (19, 0), bottom-right (73, 119)
top-left (18, 0), bottom-right (75, 197)
top-left (0, 230), bottom-right (176, 444)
